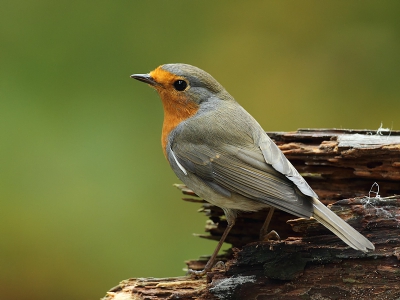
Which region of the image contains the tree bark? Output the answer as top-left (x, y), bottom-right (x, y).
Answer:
top-left (103, 129), bottom-right (400, 300)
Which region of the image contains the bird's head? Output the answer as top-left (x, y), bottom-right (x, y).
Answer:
top-left (131, 63), bottom-right (230, 107)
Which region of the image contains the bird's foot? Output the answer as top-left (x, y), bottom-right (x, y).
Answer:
top-left (188, 268), bottom-right (207, 277)
top-left (260, 229), bottom-right (281, 241)
top-left (213, 260), bottom-right (226, 272)
top-left (188, 260), bottom-right (226, 277)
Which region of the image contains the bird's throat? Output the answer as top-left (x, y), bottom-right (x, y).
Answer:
top-left (160, 94), bottom-right (199, 158)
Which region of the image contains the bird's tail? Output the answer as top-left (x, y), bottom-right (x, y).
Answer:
top-left (312, 197), bottom-right (375, 252)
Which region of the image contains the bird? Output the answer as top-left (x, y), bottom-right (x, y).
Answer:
top-left (131, 63), bottom-right (375, 276)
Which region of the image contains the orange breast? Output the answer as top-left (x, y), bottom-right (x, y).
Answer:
top-left (160, 94), bottom-right (198, 157)
top-left (149, 67), bottom-right (199, 157)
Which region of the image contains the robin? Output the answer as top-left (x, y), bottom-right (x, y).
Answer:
top-left (131, 63), bottom-right (374, 276)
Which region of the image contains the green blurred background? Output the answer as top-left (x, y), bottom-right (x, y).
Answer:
top-left (1, 1), bottom-right (399, 299)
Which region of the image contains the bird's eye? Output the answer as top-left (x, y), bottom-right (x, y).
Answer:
top-left (173, 80), bottom-right (188, 91)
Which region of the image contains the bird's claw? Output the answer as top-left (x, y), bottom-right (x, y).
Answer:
top-left (188, 260), bottom-right (226, 277)
top-left (213, 260), bottom-right (226, 271)
top-left (260, 229), bottom-right (281, 241)
top-left (188, 268), bottom-right (207, 277)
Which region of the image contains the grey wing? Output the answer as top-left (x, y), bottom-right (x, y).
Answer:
top-left (258, 134), bottom-right (318, 199)
top-left (171, 142), bottom-right (313, 218)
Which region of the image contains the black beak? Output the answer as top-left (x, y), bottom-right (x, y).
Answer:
top-left (130, 73), bottom-right (158, 86)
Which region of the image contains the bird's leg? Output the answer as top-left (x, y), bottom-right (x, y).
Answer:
top-left (188, 220), bottom-right (235, 277)
top-left (259, 207), bottom-right (280, 241)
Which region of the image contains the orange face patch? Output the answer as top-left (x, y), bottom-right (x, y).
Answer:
top-left (149, 66), bottom-right (199, 157)
top-left (149, 66), bottom-right (185, 89)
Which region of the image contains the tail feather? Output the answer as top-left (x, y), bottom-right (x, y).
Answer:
top-left (312, 198), bottom-right (375, 252)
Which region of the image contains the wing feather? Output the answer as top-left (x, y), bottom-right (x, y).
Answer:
top-left (172, 142), bottom-right (313, 217)
top-left (259, 135), bottom-right (318, 198)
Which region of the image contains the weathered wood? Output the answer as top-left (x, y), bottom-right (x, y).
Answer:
top-left (104, 276), bottom-right (208, 300)
top-left (103, 129), bottom-right (400, 300)
top-left (268, 128), bottom-right (400, 200)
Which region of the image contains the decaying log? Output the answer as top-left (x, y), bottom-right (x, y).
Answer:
top-left (267, 128), bottom-right (400, 200)
top-left (103, 129), bottom-right (400, 300)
